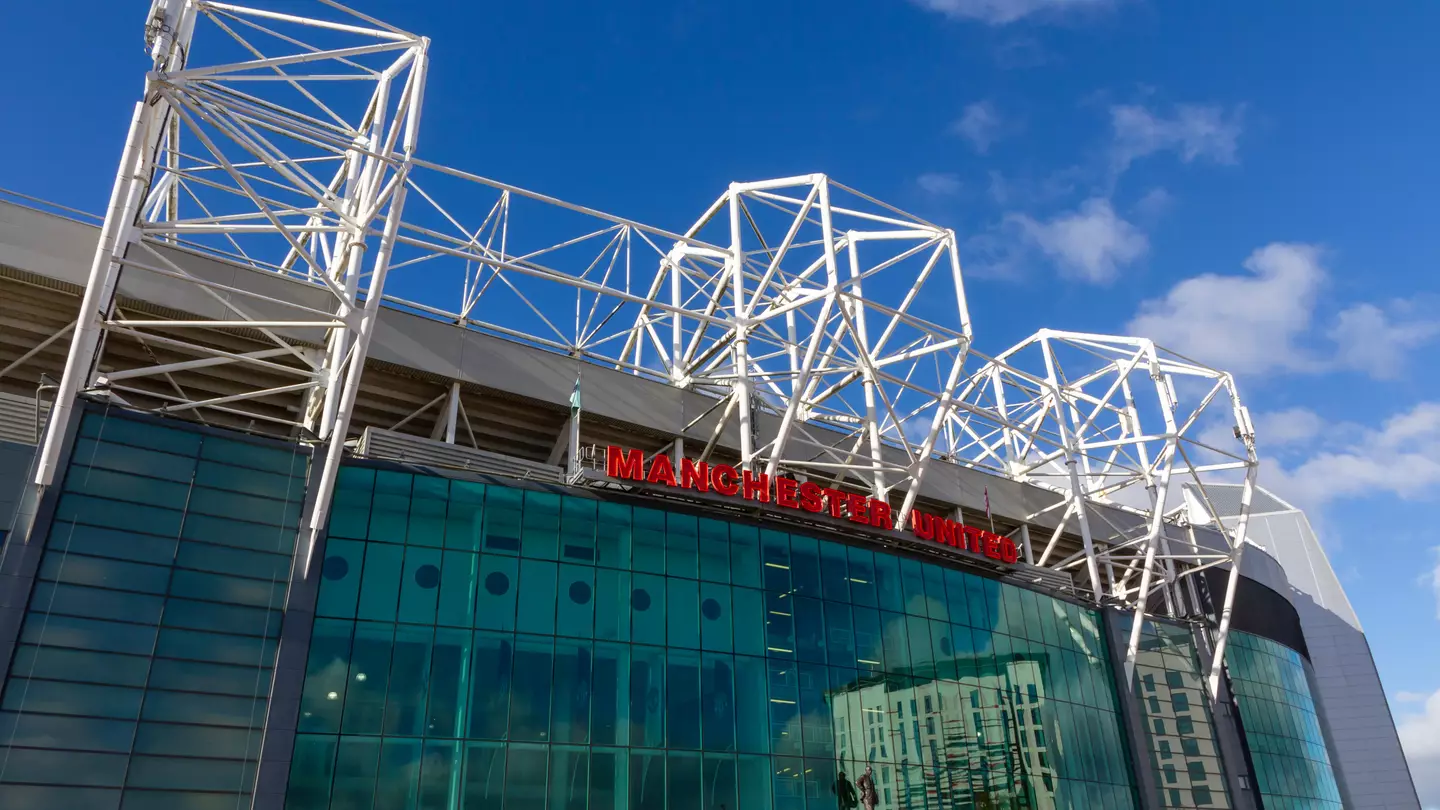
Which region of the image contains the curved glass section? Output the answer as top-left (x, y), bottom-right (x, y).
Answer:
top-left (286, 466), bottom-right (1139, 810)
top-left (1122, 618), bottom-right (1231, 809)
top-left (1225, 631), bottom-right (1342, 810)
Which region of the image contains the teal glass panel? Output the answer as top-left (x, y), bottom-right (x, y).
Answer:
top-left (789, 535), bottom-right (821, 597)
top-left (369, 471), bottom-right (412, 542)
top-left (416, 740), bottom-right (461, 809)
top-left (824, 601), bottom-right (856, 669)
top-left (384, 624), bottom-right (435, 736)
top-left (764, 590), bottom-right (796, 658)
top-left (703, 753), bottom-right (737, 810)
top-left (668, 750), bottom-right (702, 810)
top-left (461, 741), bottom-right (505, 807)
top-left (516, 559), bottom-right (559, 635)
top-left (375, 737), bottom-right (422, 808)
top-left (330, 466), bottom-right (375, 540)
top-left (665, 513), bottom-right (699, 580)
top-left (761, 530), bottom-right (791, 593)
top-left (701, 653), bottom-right (736, 752)
top-left (631, 573), bottom-right (666, 646)
top-left (468, 631), bottom-right (513, 740)
top-left (399, 546), bottom-right (442, 625)
top-left (737, 754), bottom-right (774, 810)
top-left (592, 642), bottom-right (630, 747)
top-left (506, 743), bottom-right (549, 808)
top-left (437, 550), bottom-right (478, 627)
top-left (731, 586), bottom-right (765, 657)
top-left (484, 487), bottom-right (523, 554)
top-left (596, 502), bottom-right (632, 569)
top-left (445, 481), bottom-right (486, 552)
top-left (560, 497), bottom-right (597, 563)
top-left (666, 648), bottom-right (702, 749)
top-left (872, 552), bottom-right (903, 613)
top-left (734, 655), bottom-right (770, 755)
top-left (550, 745), bottom-right (589, 810)
top-left (408, 476), bottom-right (449, 547)
top-left (728, 525), bottom-right (761, 589)
top-left (510, 634), bottom-right (555, 742)
top-left (632, 509), bottom-right (666, 574)
top-left (852, 606), bottom-right (884, 673)
top-left (331, 736), bottom-right (381, 809)
top-left (552, 640), bottom-right (592, 744)
top-left (356, 542), bottom-right (404, 622)
top-left (699, 581), bottom-right (733, 653)
top-left (341, 621), bottom-right (395, 735)
top-left (557, 563), bottom-right (596, 638)
top-left (591, 748), bottom-right (628, 810)
top-left (819, 540), bottom-right (851, 604)
top-left (768, 659), bottom-right (800, 755)
top-left (629, 646), bottom-right (665, 748)
top-left (426, 627), bottom-right (472, 738)
top-left (667, 576), bottom-right (699, 649)
top-left (846, 546), bottom-right (877, 608)
top-left (523, 491), bottom-right (561, 560)
top-left (594, 568), bottom-right (631, 642)
top-left (287, 734), bottom-right (337, 810)
top-left (697, 519), bottom-right (729, 584)
top-left (630, 750), bottom-right (665, 810)
top-left (794, 596), bottom-right (825, 664)
top-left (899, 558), bottom-right (928, 616)
top-left (475, 554), bottom-right (519, 632)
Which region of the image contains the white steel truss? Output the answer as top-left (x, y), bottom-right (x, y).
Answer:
top-left (33, 0), bottom-right (1259, 690)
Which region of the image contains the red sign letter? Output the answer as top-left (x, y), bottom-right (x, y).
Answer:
top-left (712, 464), bottom-right (740, 496)
top-left (846, 493), bottom-right (869, 524)
top-left (606, 446), bottom-right (644, 481)
top-left (799, 482), bottom-right (824, 513)
top-left (911, 510), bottom-right (935, 541)
top-left (647, 453), bottom-right (677, 487)
top-left (681, 458), bottom-right (710, 493)
top-left (743, 470), bottom-right (771, 503)
top-left (869, 500), bottom-right (893, 530)
top-left (776, 477), bottom-right (799, 509)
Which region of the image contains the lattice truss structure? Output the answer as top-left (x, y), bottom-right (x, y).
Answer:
top-left (33, 0), bottom-right (1260, 684)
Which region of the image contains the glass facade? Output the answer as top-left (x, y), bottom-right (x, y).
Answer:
top-left (0, 412), bottom-right (309, 809)
top-left (286, 465), bottom-right (1138, 810)
top-left (1225, 632), bottom-right (1343, 810)
top-left (1122, 619), bottom-right (1230, 809)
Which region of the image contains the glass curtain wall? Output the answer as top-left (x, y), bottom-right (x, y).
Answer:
top-left (0, 411), bottom-right (308, 810)
top-left (1225, 632), bottom-right (1343, 810)
top-left (287, 465), bottom-right (1139, 810)
top-left (1121, 618), bottom-right (1231, 809)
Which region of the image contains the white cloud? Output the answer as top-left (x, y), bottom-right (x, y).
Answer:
top-left (1254, 407), bottom-right (1326, 447)
top-left (1128, 243), bottom-right (1326, 375)
top-left (1132, 187), bottom-right (1173, 220)
top-left (951, 102), bottom-right (1004, 153)
top-left (917, 172), bottom-right (963, 196)
top-left (1397, 691), bottom-right (1432, 704)
top-left (1111, 103), bottom-right (1244, 172)
top-left (1330, 301), bottom-right (1440, 379)
top-left (1396, 686), bottom-right (1440, 810)
top-left (1261, 401), bottom-right (1440, 511)
top-left (1009, 197), bottom-right (1147, 283)
top-left (911, 0), bottom-right (1113, 25)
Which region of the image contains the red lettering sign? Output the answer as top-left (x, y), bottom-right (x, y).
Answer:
top-left (601, 445), bottom-right (1014, 566)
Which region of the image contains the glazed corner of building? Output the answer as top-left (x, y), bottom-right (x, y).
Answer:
top-left (0, 400), bottom-right (1413, 810)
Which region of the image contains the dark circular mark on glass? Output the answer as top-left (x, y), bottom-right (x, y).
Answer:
top-left (702, 598), bottom-right (722, 621)
top-left (569, 581), bottom-right (592, 604)
top-left (484, 571), bottom-right (510, 596)
top-left (322, 556), bottom-right (349, 581)
top-left (632, 588), bottom-right (652, 611)
top-left (414, 564), bottom-right (441, 589)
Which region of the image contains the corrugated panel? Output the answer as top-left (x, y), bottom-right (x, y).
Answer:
top-left (0, 392), bottom-right (46, 446)
top-left (359, 427), bottom-right (565, 484)
top-left (1001, 562), bottom-right (1075, 594)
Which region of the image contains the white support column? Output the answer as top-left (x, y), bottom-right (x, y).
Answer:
top-left (444, 381), bottom-right (460, 444)
top-left (35, 100), bottom-right (155, 487)
top-left (727, 187), bottom-right (754, 471)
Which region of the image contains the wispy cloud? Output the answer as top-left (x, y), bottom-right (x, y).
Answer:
top-left (1127, 243), bottom-right (1439, 379)
top-left (1128, 243), bottom-right (1325, 375)
top-left (917, 172), bottom-right (963, 196)
top-left (951, 102), bottom-right (1005, 154)
top-left (1396, 686), bottom-right (1440, 809)
top-left (910, 0), bottom-right (1114, 25)
top-left (1008, 197), bottom-right (1147, 283)
top-left (1110, 102), bottom-right (1245, 172)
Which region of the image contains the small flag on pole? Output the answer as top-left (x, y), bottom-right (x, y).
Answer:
top-left (569, 375), bottom-right (582, 414)
top-left (984, 486), bottom-right (991, 519)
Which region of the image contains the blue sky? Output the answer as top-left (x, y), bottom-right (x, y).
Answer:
top-left (3, 0), bottom-right (1439, 800)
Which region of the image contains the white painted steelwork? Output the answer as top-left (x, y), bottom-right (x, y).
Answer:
top-left (33, 0), bottom-right (1259, 690)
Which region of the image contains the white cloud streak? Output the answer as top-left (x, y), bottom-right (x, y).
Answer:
top-left (917, 172), bottom-right (963, 196)
top-left (1008, 197), bottom-right (1147, 283)
top-left (910, 0), bottom-right (1113, 25)
top-left (951, 102), bottom-right (1004, 154)
top-left (1110, 102), bottom-right (1244, 172)
top-left (1330, 301), bottom-right (1440, 380)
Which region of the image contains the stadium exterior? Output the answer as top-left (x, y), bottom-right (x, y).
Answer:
top-left (0, 2), bottom-right (1420, 809)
